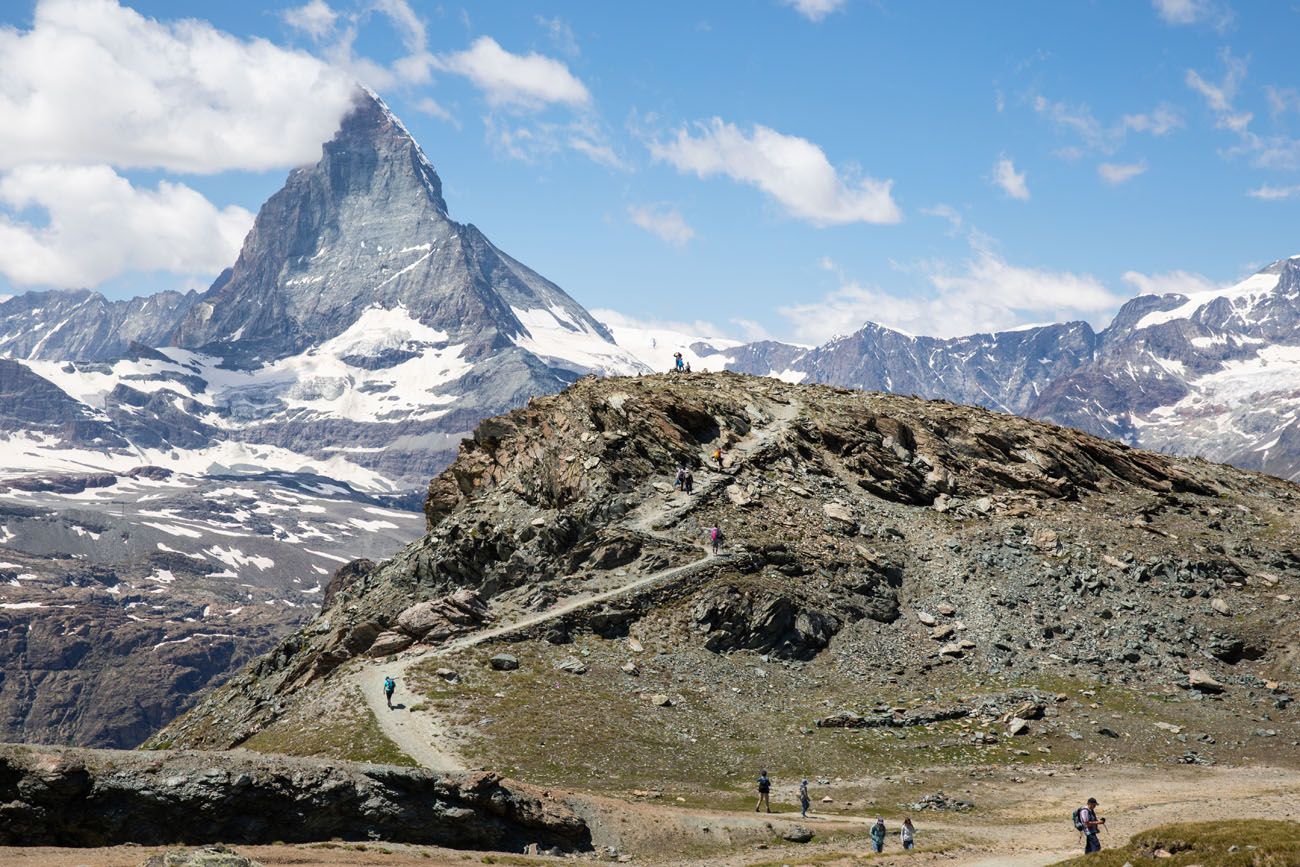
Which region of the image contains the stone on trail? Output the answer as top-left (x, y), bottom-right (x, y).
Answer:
top-left (916, 610), bottom-right (937, 627)
top-left (822, 502), bottom-right (854, 523)
top-left (490, 653), bottom-right (520, 671)
top-left (1210, 597), bottom-right (1231, 616)
top-left (938, 642), bottom-right (963, 657)
top-left (782, 825), bottom-right (814, 843)
top-left (648, 693), bottom-right (672, 707)
top-left (937, 603), bottom-right (956, 616)
top-left (1188, 669), bottom-right (1224, 694)
top-left (1006, 717), bottom-right (1029, 736)
top-left (620, 660), bottom-right (640, 676)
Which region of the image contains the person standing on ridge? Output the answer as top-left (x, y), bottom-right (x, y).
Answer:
top-left (683, 469), bottom-right (694, 495)
top-left (1076, 797), bottom-right (1105, 854)
top-left (799, 778), bottom-right (811, 818)
top-left (383, 675), bottom-right (396, 710)
top-left (870, 817), bottom-right (887, 853)
top-left (708, 524), bottom-right (723, 555)
top-left (674, 466), bottom-right (687, 491)
top-left (712, 447), bottom-right (724, 471)
top-left (755, 770), bottom-right (772, 813)
top-left (673, 352), bottom-right (684, 372)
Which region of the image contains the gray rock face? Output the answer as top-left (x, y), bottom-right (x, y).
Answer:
top-left (0, 744), bottom-right (591, 852)
top-left (0, 290), bottom-right (195, 362)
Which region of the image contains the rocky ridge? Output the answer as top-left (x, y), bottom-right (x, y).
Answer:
top-left (0, 743), bottom-right (590, 852)
top-left (154, 373), bottom-right (1297, 778)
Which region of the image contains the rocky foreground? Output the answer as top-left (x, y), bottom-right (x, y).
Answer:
top-left (0, 744), bottom-right (589, 852)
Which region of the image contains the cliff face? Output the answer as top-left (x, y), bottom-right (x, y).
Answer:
top-left (0, 744), bottom-right (590, 852)
top-left (155, 372), bottom-right (1299, 757)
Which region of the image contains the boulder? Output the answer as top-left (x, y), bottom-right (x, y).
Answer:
top-left (648, 694), bottom-right (672, 707)
top-left (366, 631), bottom-right (414, 657)
top-left (1210, 597), bottom-right (1231, 616)
top-left (822, 502), bottom-right (854, 523)
top-left (782, 826), bottom-right (814, 843)
top-left (142, 845), bottom-right (262, 867)
top-left (916, 611), bottom-right (937, 627)
top-left (396, 589), bottom-right (489, 641)
top-left (1188, 669), bottom-right (1224, 694)
top-left (1007, 718), bottom-right (1029, 736)
top-left (490, 654), bottom-right (520, 671)
top-left (554, 656), bottom-right (588, 675)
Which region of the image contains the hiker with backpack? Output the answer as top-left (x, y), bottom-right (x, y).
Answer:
top-left (383, 675), bottom-right (396, 710)
top-left (708, 525), bottom-right (723, 555)
top-left (755, 770), bottom-right (772, 813)
top-left (1073, 798), bottom-right (1105, 854)
top-left (673, 466), bottom-right (687, 491)
top-left (683, 470), bottom-right (694, 495)
top-left (711, 447), bottom-right (724, 471)
top-left (798, 778), bottom-right (810, 818)
top-left (673, 352), bottom-right (684, 372)
top-left (901, 817), bottom-right (916, 850)
top-left (870, 817), bottom-right (887, 853)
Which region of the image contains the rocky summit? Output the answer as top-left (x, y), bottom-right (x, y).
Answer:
top-left (155, 372), bottom-right (1296, 794)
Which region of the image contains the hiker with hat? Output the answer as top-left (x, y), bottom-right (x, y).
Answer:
top-left (1073, 797), bottom-right (1105, 853)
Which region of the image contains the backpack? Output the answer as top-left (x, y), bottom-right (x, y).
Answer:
top-left (384, 677), bottom-right (394, 693)
top-left (758, 776), bottom-right (770, 793)
top-left (710, 527), bottom-right (719, 541)
top-left (1071, 807), bottom-right (1086, 831)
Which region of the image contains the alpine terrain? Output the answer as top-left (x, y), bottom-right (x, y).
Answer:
top-left (0, 89), bottom-right (644, 749)
top-left (146, 372), bottom-right (1298, 862)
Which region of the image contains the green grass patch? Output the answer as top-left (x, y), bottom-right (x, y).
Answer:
top-left (242, 685), bottom-right (418, 766)
top-left (1051, 820), bottom-right (1300, 866)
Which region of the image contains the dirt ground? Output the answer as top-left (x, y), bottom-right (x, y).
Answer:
top-left (4, 762), bottom-right (1298, 867)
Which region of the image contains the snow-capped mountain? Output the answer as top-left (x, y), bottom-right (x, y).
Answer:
top-left (0, 90), bottom-right (647, 492)
top-left (689, 255), bottom-right (1300, 482)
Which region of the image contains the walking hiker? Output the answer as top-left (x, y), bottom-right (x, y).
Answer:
top-left (901, 817), bottom-right (916, 850)
top-left (674, 466), bottom-right (687, 490)
top-left (709, 525), bottom-right (723, 555)
top-left (712, 447), bottom-right (724, 471)
top-left (870, 818), bottom-right (887, 853)
top-left (754, 770), bottom-right (772, 813)
top-left (799, 779), bottom-right (810, 818)
top-left (1074, 797), bottom-right (1105, 854)
top-left (683, 470), bottom-right (694, 495)
top-left (383, 675), bottom-right (396, 710)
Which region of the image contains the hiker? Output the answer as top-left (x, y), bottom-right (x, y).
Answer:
top-left (870, 818), bottom-right (887, 853)
top-left (683, 470), bottom-right (693, 495)
top-left (798, 779), bottom-right (810, 818)
top-left (673, 466), bottom-right (687, 491)
top-left (754, 770), bottom-right (772, 813)
top-left (901, 817), bottom-right (916, 850)
top-left (673, 352), bottom-right (684, 372)
top-left (684, 361), bottom-right (692, 373)
top-left (1075, 797), bottom-right (1105, 854)
top-left (712, 446), bottom-right (724, 471)
top-left (708, 525), bottom-right (723, 555)
top-left (383, 675), bottom-right (396, 710)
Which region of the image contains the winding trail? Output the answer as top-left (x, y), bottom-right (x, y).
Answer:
top-left (351, 393), bottom-right (802, 772)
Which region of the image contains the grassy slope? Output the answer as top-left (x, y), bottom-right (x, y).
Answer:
top-left (1051, 820), bottom-right (1300, 866)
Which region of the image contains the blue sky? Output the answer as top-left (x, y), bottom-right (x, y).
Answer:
top-left (1, 0), bottom-right (1298, 342)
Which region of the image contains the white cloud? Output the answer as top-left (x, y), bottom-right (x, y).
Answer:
top-left (1121, 105), bottom-right (1183, 136)
top-left (782, 0), bottom-right (848, 21)
top-left (434, 36), bottom-right (590, 110)
top-left (0, 164), bottom-right (253, 288)
top-left (1098, 161), bottom-right (1148, 184)
top-left (1121, 269), bottom-right (1219, 298)
top-left (282, 0), bottom-right (338, 41)
top-left (536, 15), bottom-right (579, 56)
top-left (484, 115), bottom-right (625, 168)
top-left (0, 0), bottom-right (357, 173)
top-left (1265, 85), bottom-right (1300, 118)
top-left (628, 204), bottom-right (694, 246)
top-left (1186, 50), bottom-right (1245, 117)
top-left (373, 0), bottom-right (425, 53)
top-left (779, 234), bottom-right (1122, 342)
top-left (1034, 95), bottom-right (1182, 156)
top-left (1247, 184), bottom-right (1300, 200)
top-left (921, 203), bottom-right (964, 233)
top-left (992, 157), bottom-right (1029, 200)
top-left (1185, 50), bottom-right (1300, 170)
top-left (414, 97), bottom-right (457, 126)
top-left (650, 117), bottom-right (900, 226)
top-left (1151, 0), bottom-right (1232, 28)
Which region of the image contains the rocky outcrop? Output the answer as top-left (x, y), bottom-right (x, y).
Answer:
top-left (0, 744), bottom-right (591, 852)
top-left (157, 373), bottom-right (1300, 755)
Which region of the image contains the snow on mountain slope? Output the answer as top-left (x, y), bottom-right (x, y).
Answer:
top-left (594, 309), bottom-right (746, 372)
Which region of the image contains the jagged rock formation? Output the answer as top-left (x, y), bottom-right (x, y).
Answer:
top-left (154, 373), bottom-right (1299, 759)
top-left (0, 744), bottom-right (590, 852)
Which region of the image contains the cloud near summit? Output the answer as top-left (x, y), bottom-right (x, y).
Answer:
top-left (650, 118), bottom-right (901, 226)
